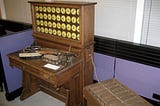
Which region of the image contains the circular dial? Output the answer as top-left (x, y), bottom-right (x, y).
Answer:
top-left (37, 27), bottom-right (41, 32)
top-left (39, 13), bottom-right (43, 19)
top-left (67, 32), bottom-right (71, 38)
top-left (52, 7), bottom-right (55, 13)
top-left (48, 28), bottom-right (52, 34)
top-left (57, 23), bottom-right (61, 29)
top-left (56, 7), bottom-right (60, 13)
top-left (77, 17), bottom-right (80, 24)
top-left (57, 30), bottom-right (61, 36)
top-left (77, 34), bottom-right (80, 40)
top-left (52, 14), bottom-right (56, 21)
top-left (72, 33), bottom-right (77, 39)
top-left (52, 22), bottom-right (56, 28)
top-left (61, 15), bottom-right (65, 22)
top-left (66, 8), bottom-right (70, 14)
top-left (36, 20), bottom-right (40, 25)
top-left (77, 9), bottom-right (80, 15)
top-left (44, 28), bottom-right (48, 34)
top-left (40, 20), bottom-right (43, 26)
top-left (39, 6), bottom-right (42, 12)
top-left (67, 24), bottom-right (71, 31)
top-left (48, 21), bottom-right (52, 27)
top-left (61, 8), bottom-right (65, 14)
top-left (47, 7), bottom-right (51, 12)
top-left (56, 15), bottom-right (61, 21)
top-left (48, 14), bottom-right (52, 20)
top-left (36, 13), bottom-right (39, 19)
top-left (66, 16), bottom-right (71, 23)
top-left (62, 31), bottom-right (66, 37)
top-left (41, 27), bottom-right (44, 33)
top-left (71, 8), bottom-right (76, 15)
top-left (72, 25), bottom-right (77, 32)
top-left (61, 23), bottom-right (66, 30)
top-left (35, 6), bottom-right (39, 11)
top-left (53, 29), bottom-right (56, 35)
top-left (44, 21), bottom-right (48, 27)
top-left (43, 7), bottom-right (47, 12)
top-left (43, 14), bottom-right (47, 20)
top-left (77, 26), bottom-right (80, 32)
top-left (72, 17), bottom-right (76, 23)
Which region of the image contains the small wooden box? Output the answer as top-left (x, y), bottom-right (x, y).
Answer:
top-left (83, 78), bottom-right (153, 106)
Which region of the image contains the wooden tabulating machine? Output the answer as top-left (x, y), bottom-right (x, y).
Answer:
top-left (83, 78), bottom-right (153, 106)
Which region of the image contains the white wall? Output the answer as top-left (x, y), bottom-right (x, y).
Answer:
top-left (4, 0), bottom-right (32, 23)
top-left (91, 0), bottom-right (137, 42)
top-left (3, 0), bottom-right (137, 42)
top-left (0, 0), bottom-right (6, 19)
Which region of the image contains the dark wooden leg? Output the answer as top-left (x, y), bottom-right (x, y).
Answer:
top-left (20, 71), bottom-right (40, 100)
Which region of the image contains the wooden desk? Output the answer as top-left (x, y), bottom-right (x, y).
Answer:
top-left (8, 51), bottom-right (82, 106)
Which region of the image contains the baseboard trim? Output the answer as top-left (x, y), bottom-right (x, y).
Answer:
top-left (5, 87), bottom-right (23, 101)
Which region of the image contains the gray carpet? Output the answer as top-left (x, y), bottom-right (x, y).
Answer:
top-left (0, 91), bottom-right (64, 106)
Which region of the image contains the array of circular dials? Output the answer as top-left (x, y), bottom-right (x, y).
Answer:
top-left (34, 5), bottom-right (80, 40)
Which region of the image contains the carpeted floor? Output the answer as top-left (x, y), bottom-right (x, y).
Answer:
top-left (0, 91), bottom-right (65, 106)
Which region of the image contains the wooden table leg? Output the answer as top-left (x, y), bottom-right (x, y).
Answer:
top-left (20, 71), bottom-right (40, 100)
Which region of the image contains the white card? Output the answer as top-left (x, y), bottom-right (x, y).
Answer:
top-left (44, 63), bottom-right (60, 70)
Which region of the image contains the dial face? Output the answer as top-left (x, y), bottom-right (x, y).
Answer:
top-left (39, 6), bottom-right (42, 12)
top-left (48, 21), bottom-right (52, 27)
top-left (77, 9), bottom-right (80, 15)
top-left (40, 20), bottom-right (43, 26)
top-left (77, 26), bottom-right (80, 32)
top-left (37, 27), bottom-right (41, 32)
top-left (36, 20), bottom-right (40, 25)
top-left (57, 23), bottom-right (61, 29)
top-left (67, 32), bottom-right (71, 38)
top-left (61, 23), bottom-right (66, 30)
top-left (56, 15), bottom-right (61, 21)
top-left (61, 15), bottom-right (65, 22)
top-left (57, 30), bottom-right (61, 36)
top-left (72, 33), bottom-right (76, 39)
top-left (48, 28), bottom-right (52, 34)
top-left (56, 7), bottom-right (60, 13)
top-left (52, 14), bottom-right (56, 21)
top-left (39, 13), bottom-right (43, 19)
top-left (62, 31), bottom-right (66, 37)
top-left (71, 8), bottom-right (76, 15)
top-left (77, 17), bottom-right (80, 24)
top-left (47, 7), bottom-right (51, 12)
top-left (66, 16), bottom-right (71, 23)
top-left (36, 13), bottom-right (39, 19)
top-left (52, 22), bottom-right (56, 28)
top-left (41, 27), bottom-right (44, 33)
top-left (67, 24), bottom-right (71, 31)
top-left (48, 14), bottom-right (52, 20)
top-left (52, 7), bottom-right (55, 13)
top-left (61, 8), bottom-right (65, 14)
top-left (35, 6), bottom-right (39, 11)
top-left (53, 29), bottom-right (57, 35)
top-left (72, 25), bottom-right (76, 32)
top-left (44, 21), bottom-right (48, 27)
top-left (45, 28), bottom-right (48, 34)
top-left (77, 34), bottom-right (80, 40)
top-left (43, 7), bottom-right (47, 12)
top-left (66, 8), bottom-right (70, 14)
top-left (72, 17), bottom-right (76, 23)
top-left (44, 13), bottom-right (47, 19)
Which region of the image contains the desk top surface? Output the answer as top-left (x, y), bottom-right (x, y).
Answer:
top-left (8, 51), bottom-right (82, 87)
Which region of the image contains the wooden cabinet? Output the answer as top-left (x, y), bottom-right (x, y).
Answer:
top-left (8, 0), bottom-right (96, 106)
